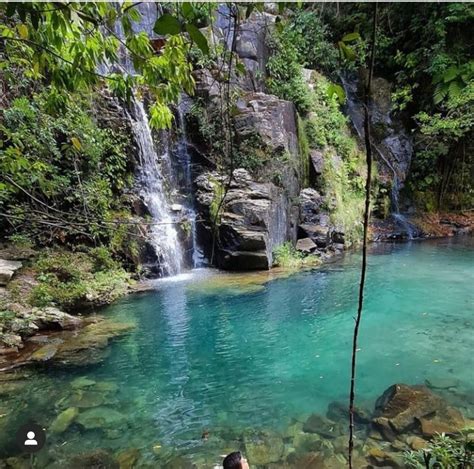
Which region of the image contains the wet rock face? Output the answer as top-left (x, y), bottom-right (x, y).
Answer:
top-left (195, 169), bottom-right (296, 270)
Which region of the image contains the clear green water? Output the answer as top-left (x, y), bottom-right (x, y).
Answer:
top-left (1, 238), bottom-right (473, 466)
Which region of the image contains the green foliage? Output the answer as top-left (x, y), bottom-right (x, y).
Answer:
top-left (266, 25), bottom-right (312, 114)
top-left (273, 242), bottom-right (320, 269)
top-left (0, 86), bottom-right (133, 245)
top-left (404, 433), bottom-right (474, 469)
top-left (29, 249), bottom-right (131, 311)
top-left (0, 2), bottom-right (207, 129)
top-left (286, 9), bottom-right (340, 75)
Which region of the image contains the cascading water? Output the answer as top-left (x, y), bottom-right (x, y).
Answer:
top-left (175, 99), bottom-right (205, 268)
top-left (130, 100), bottom-right (184, 276)
top-left (341, 75), bottom-right (416, 239)
top-left (100, 4), bottom-right (201, 275)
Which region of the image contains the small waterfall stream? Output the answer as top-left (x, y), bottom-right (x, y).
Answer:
top-left (175, 99), bottom-right (205, 268)
top-left (130, 101), bottom-right (184, 276)
top-left (341, 76), bottom-right (416, 238)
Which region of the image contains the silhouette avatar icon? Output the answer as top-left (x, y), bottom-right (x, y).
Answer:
top-left (24, 431), bottom-right (38, 446)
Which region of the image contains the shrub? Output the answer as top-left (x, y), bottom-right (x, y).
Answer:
top-left (266, 27), bottom-right (312, 114)
top-left (404, 433), bottom-right (474, 469)
top-left (273, 242), bottom-right (320, 269)
top-left (29, 249), bottom-right (131, 311)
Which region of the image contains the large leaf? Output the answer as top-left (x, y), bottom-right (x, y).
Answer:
top-left (154, 14), bottom-right (181, 36)
top-left (327, 83), bottom-right (346, 105)
top-left (443, 66), bottom-right (459, 83)
top-left (342, 32), bottom-right (360, 42)
top-left (185, 23), bottom-right (209, 55)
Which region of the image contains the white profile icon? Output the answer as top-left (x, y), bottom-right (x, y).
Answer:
top-left (24, 431), bottom-right (38, 446)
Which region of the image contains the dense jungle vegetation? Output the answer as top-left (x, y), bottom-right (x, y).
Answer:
top-left (0, 2), bottom-right (472, 259)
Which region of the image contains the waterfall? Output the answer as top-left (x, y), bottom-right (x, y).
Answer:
top-left (176, 99), bottom-right (205, 268)
top-left (341, 75), bottom-right (416, 239)
top-left (130, 100), bottom-right (184, 276)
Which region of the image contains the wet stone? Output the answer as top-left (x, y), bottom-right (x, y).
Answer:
top-left (244, 431), bottom-right (285, 465)
top-left (70, 376), bottom-right (96, 389)
top-left (76, 406), bottom-right (127, 431)
top-left (303, 414), bottom-right (343, 438)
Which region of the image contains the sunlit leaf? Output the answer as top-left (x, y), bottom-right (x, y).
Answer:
top-left (342, 32), bottom-right (360, 42)
top-left (17, 24), bottom-right (29, 39)
top-left (71, 137), bottom-right (82, 151)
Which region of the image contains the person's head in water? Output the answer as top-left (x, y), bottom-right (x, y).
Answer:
top-left (223, 451), bottom-right (249, 469)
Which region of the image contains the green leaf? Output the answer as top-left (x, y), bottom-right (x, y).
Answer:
top-left (327, 83), bottom-right (346, 105)
top-left (443, 66), bottom-right (459, 83)
top-left (235, 62), bottom-right (246, 77)
top-left (338, 41), bottom-right (356, 62)
top-left (17, 24), bottom-right (29, 39)
top-left (185, 23), bottom-right (209, 55)
top-left (342, 32), bottom-right (360, 42)
top-left (181, 2), bottom-right (193, 20)
top-left (153, 14), bottom-right (182, 36)
top-left (71, 137), bottom-right (82, 151)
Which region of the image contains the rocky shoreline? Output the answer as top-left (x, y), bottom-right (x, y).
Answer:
top-left (0, 378), bottom-right (472, 468)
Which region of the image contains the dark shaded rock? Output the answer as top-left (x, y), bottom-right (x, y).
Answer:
top-left (374, 384), bottom-right (445, 434)
top-left (299, 188), bottom-right (324, 224)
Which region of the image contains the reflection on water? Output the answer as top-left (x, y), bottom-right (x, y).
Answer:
top-left (0, 238), bottom-right (473, 467)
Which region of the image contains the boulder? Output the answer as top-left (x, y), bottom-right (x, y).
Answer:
top-left (296, 238), bottom-right (317, 253)
top-left (373, 384), bottom-right (445, 434)
top-left (406, 436), bottom-right (428, 451)
top-left (0, 259), bottom-right (22, 286)
top-left (195, 169), bottom-right (296, 270)
top-left (418, 406), bottom-right (465, 437)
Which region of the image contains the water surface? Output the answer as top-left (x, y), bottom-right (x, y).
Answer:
top-left (1, 238), bottom-right (473, 466)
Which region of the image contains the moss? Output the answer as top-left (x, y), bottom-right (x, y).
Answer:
top-left (29, 249), bottom-right (132, 311)
top-left (297, 114), bottom-right (311, 187)
top-left (209, 178), bottom-right (225, 227)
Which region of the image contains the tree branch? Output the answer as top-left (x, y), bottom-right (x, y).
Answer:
top-left (348, 4), bottom-right (378, 468)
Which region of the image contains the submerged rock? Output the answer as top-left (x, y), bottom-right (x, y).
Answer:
top-left (76, 406), bottom-right (127, 431)
top-left (69, 449), bottom-right (119, 469)
top-left (116, 448), bottom-right (140, 469)
top-left (243, 430), bottom-right (285, 465)
top-left (50, 407), bottom-right (78, 434)
top-left (70, 376), bottom-right (96, 389)
top-left (303, 414), bottom-right (343, 439)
